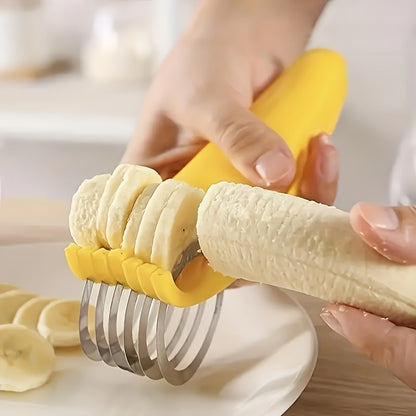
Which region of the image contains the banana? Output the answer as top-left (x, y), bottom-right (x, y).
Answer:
top-left (151, 182), bottom-right (204, 271)
top-left (134, 179), bottom-right (181, 263)
top-left (69, 174), bottom-right (110, 248)
top-left (13, 297), bottom-right (56, 331)
top-left (106, 165), bottom-right (162, 248)
top-left (134, 179), bottom-right (202, 268)
top-left (0, 290), bottom-right (37, 325)
top-left (96, 164), bottom-right (130, 248)
top-left (0, 283), bottom-right (18, 294)
top-left (0, 324), bottom-right (55, 392)
top-left (96, 164), bottom-right (161, 249)
top-left (37, 300), bottom-right (82, 347)
top-left (197, 182), bottom-right (416, 328)
top-left (121, 182), bottom-right (159, 253)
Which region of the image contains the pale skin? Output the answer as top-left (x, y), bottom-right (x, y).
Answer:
top-left (122, 0), bottom-right (416, 390)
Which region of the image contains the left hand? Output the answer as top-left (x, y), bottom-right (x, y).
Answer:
top-left (321, 203), bottom-right (416, 390)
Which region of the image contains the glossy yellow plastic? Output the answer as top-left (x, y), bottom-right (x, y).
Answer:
top-left (65, 48), bottom-right (347, 307)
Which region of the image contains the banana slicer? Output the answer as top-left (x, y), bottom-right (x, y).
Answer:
top-left (65, 49), bottom-right (347, 385)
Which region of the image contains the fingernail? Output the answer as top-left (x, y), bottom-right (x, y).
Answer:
top-left (357, 203), bottom-right (399, 231)
top-left (320, 311), bottom-right (345, 337)
top-left (317, 136), bottom-right (339, 183)
top-left (319, 134), bottom-right (331, 145)
top-left (255, 149), bottom-right (294, 187)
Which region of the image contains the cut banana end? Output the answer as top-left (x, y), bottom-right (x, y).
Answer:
top-left (0, 324), bottom-right (55, 392)
top-left (151, 182), bottom-right (204, 271)
top-left (0, 290), bottom-right (37, 325)
top-left (106, 165), bottom-right (162, 249)
top-left (0, 283), bottom-right (19, 294)
top-left (13, 297), bottom-right (56, 331)
top-left (37, 300), bottom-right (82, 347)
top-left (69, 174), bottom-right (110, 248)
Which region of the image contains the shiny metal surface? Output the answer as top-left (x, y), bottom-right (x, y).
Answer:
top-left (78, 242), bottom-right (224, 385)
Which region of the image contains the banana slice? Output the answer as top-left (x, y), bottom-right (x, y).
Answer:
top-left (121, 182), bottom-right (159, 253)
top-left (13, 297), bottom-right (56, 331)
top-left (37, 299), bottom-right (82, 347)
top-left (151, 182), bottom-right (204, 271)
top-left (96, 164), bottom-right (161, 249)
top-left (0, 324), bottom-right (55, 392)
top-left (106, 165), bottom-right (162, 248)
top-left (69, 174), bottom-right (110, 248)
top-left (135, 179), bottom-right (182, 263)
top-left (0, 290), bottom-right (37, 325)
top-left (0, 284), bottom-right (18, 294)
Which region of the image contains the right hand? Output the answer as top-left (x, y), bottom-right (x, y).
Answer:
top-left (122, 0), bottom-right (329, 190)
top-left (322, 204), bottom-right (416, 390)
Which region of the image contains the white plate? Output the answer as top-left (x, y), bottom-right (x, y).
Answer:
top-left (0, 242), bottom-right (317, 416)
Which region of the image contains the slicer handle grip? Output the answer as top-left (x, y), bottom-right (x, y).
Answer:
top-left (174, 48), bottom-right (347, 195)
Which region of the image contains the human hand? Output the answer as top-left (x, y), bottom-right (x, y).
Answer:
top-left (321, 203), bottom-right (416, 390)
top-left (122, 0), bottom-right (329, 190)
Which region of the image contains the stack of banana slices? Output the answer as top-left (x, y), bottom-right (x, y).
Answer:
top-left (69, 164), bottom-right (204, 275)
top-left (0, 283), bottom-right (84, 392)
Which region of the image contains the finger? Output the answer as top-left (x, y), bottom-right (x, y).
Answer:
top-left (144, 142), bottom-right (207, 180)
top-left (122, 107), bottom-right (206, 179)
top-left (195, 99), bottom-right (296, 189)
top-left (122, 110), bottom-right (179, 164)
top-left (350, 203), bottom-right (416, 264)
top-left (298, 134), bottom-right (339, 205)
top-left (321, 304), bottom-right (416, 390)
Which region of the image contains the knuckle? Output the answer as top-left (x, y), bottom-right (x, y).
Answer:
top-left (401, 328), bottom-right (416, 369)
top-left (365, 326), bottom-right (416, 374)
top-left (360, 326), bottom-right (396, 369)
top-left (214, 115), bottom-right (260, 156)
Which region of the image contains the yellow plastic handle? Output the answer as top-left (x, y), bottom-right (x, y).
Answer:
top-left (174, 48), bottom-right (347, 195)
top-left (66, 48), bottom-right (347, 307)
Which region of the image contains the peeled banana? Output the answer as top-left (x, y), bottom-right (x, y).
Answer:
top-left (0, 324), bottom-right (55, 392)
top-left (196, 182), bottom-right (416, 328)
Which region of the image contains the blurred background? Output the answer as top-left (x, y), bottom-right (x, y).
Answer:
top-left (0, 0), bottom-right (415, 211)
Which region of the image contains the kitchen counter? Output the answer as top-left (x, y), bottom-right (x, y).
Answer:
top-left (1, 198), bottom-right (415, 415)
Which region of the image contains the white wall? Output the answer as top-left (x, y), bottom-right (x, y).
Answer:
top-left (310, 0), bottom-right (416, 209)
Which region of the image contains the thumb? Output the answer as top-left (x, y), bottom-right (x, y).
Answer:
top-left (321, 304), bottom-right (416, 390)
top-left (198, 101), bottom-right (296, 188)
top-left (350, 203), bottom-right (416, 264)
